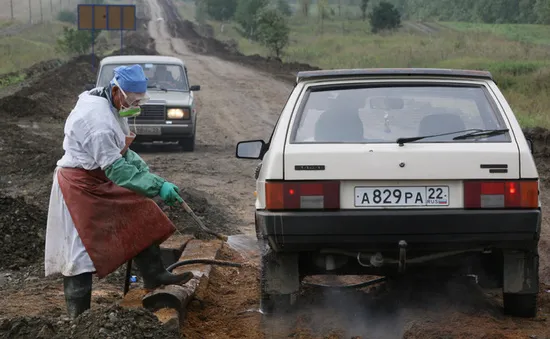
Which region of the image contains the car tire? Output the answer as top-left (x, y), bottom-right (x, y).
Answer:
top-left (503, 293), bottom-right (538, 318)
top-left (259, 249), bottom-right (297, 315)
top-left (179, 136), bottom-right (195, 152)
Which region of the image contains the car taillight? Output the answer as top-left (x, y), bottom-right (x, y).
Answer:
top-left (463, 180), bottom-right (538, 209)
top-left (265, 181), bottom-right (340, 210)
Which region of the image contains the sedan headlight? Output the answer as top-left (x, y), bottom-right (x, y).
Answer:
top-left (167, 108), bottom-right (190, 119)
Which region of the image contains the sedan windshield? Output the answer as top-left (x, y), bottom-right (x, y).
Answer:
top-left (291, 85), bottom-right (510, 144)
top-left (97, 63), bottom-right (189, 91)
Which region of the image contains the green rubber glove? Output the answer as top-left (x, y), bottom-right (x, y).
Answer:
top-left (105, 157), bottom-right (165, 197)
top-left (159, 182), bottom-right (184, 206)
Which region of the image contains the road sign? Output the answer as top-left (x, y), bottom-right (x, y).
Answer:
top-left (77, 4), bottom-right (137, 71)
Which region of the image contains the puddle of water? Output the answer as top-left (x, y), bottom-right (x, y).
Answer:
top-left (226, 234), bottom-right (260, 260)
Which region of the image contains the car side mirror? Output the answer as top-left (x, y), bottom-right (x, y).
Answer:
top-left (236, 140), bottom-right (266, 159)
top-left (85, 84), bottom-right (94, 91)
top-left (526, 138), bottom-right (534, 154)
top-left (190, 85), bottom-right (201, 91)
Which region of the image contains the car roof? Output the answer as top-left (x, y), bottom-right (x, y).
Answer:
top-left (295, 68), bottom-right (494, 84)
top-left (100, 55), bottom-right (185, 66)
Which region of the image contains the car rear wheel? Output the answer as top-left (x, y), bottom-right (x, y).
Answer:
top-left (259, 248), bottom-right (299, 315)
top-left (179, 136), bottom-right (195, 152)
top-left (503, 293), bottom-right (538, 318)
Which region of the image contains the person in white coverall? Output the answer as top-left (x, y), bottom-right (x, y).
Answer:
top-left (45, 64), bottom-right (193, 319)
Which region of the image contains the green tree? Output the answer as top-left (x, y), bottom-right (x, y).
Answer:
top-left (368, 1), bottom-right (401, 33)
top-left (256, 8), bottom-right (290, 58)
top-left (235, 0), bottom-right (269, 39)
top-left (205, 0), bottom-right (238, 20)
top-left (360, 0), bottom-right (369, 21)
top-left (276, 0), bottom-right (292, 16)
top-left (195, 0), bottom-right (208, 25)
top-left (56, 26), bottom-right (102, 55)
top-left (57, 10), bottom-right (77, 24)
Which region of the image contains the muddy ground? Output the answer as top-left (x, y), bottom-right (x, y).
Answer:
top-left (2, 0), bottom-right (550, 337)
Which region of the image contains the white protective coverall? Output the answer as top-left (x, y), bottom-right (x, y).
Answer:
top-left (44, 89), bottom-right (131, 277)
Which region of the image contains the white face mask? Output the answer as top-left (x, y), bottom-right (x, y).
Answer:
top-left (112, 79), bottom-right (149, 118)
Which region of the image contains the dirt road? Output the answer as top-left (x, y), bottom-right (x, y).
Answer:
top-left (2, 0), bottom-right (550, 337)
top-left (141, 0), bottom-right (293, 236)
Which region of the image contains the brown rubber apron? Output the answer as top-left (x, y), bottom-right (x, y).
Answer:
top-left (57, 132), bottom-right (176, 278)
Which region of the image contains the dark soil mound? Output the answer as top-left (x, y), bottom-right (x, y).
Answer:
top-left (0, 122), bottom-right (62, 177)
top-left (0, 304), bottom-right (178, 339)
top-left (0, 316), bottom-right (56, 339)
top-left (0, 95), bottom-right (56, 119)
top-left (159, 187), bottom-right (239, 238)
top-left (0, 195), bottom-right (47, 270)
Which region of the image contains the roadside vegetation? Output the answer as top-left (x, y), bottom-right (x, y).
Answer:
top-left (177, 0), bottom-right (550, 128)
top-left (0, 22), bottom-right (67, 75)
top-left (0, 0), bottom-right (122, 88)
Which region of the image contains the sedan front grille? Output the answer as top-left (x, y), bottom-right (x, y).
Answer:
top-left (137, 104), bottom-right (165, 120)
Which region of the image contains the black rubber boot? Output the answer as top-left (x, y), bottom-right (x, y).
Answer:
top-left (133, 243), bottom-right (193, 289)
top-left (63, 272), bottom-right (93, 319)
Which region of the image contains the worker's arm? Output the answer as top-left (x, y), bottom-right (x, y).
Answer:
top-left (123, 149), bottom-right (150, 172)
top-left (104, 157), bottom-right (165, 197)
top-left (81, 130), bottom-right (165, 197)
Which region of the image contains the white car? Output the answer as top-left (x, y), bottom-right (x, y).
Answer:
top-left (236, 68), bottom-right (541, 317)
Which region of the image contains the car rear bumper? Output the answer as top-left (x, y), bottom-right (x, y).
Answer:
top-left (131, 123), bottom-right (194, 141)
top-left (256, 208), bottom-right (541, 252)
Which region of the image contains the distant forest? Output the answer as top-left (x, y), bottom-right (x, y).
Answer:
top-left (287, 0), bottom-right (550, 24)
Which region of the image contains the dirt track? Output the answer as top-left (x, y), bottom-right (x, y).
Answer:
top-left (2, 0), bottom-right (550, 337)
top-left (141, 0), bottom-right (294, 236)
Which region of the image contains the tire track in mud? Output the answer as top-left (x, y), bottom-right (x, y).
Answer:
top-left (140, 0), bottom-right (292, 236)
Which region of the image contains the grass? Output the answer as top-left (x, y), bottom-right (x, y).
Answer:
top-left (0, 21), bottom-right (68, 75)
top-left (440, 21), bottom-right (550, 45)
top-left (175, 1), bottom-right (550, 128)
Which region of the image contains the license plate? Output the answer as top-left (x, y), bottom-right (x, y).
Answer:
top-left (134, 126), bottom-right (161, 135)
top-left (354, 186), bottom-right (449, 207)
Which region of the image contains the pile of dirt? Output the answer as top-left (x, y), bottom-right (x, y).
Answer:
top-left (0, 122), bottom-right (62, 177)
top-left (0, 33), bottom-right (156, 123)
top-left (0, 304), bottom-right (179, 339)
top-left (0, 59), bottom-right (63, 86)
top-left (157, 0), bottom-right (320, 84)
top-left (158, 187), bottom-right (239, 239)
top-left (119, 31), bottom-right (159, 56)
top-left (0, 195), bottom-right (47, 270)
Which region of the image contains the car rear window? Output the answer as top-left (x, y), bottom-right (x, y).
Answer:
top-left (290, 84), bottom-right (510, 144)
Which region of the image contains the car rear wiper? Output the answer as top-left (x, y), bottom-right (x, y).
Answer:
top-left (396, 128), bottom-right (484, 145)
top-left (452, 128), bottom-right (509, 140)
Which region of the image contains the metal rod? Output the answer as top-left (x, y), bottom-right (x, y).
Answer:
top-left (123, 258), bottom-right (132, 295)
top-left (29, 0), bottom-right (32, 23)
top-left (40, 0), bottom-right (43, 23)
top-left (50, 0), bottom-right (53, 15)
top-left (10, 0), bottom-right (14, 21)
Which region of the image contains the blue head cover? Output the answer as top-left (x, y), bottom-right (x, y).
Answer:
top-left (109, 64), bottom-right (148, 93)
